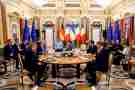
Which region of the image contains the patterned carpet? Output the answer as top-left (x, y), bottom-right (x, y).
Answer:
top-left (0, 64), bottom-right (135, 90)
top-left (96, 65), bottom-right (135, 90)
top-left (110, 65), bottom-right (129, 79)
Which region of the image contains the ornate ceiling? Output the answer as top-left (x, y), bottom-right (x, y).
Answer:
top-left (5, 0), bottom-right (125, 17)
top-left (20, 0), bottom-right (123, 10)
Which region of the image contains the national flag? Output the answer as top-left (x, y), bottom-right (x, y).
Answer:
top-left (19, 17), bottom-right (24, 41)
top-left (80, 27), bottom-right (87, 44)
top-left (113, 20), bottom-right (121, 44)
top-left (128, 16), bottom-right (134, 43)
top-left (107, 23), bottom-right (113, 42)
top-left (23, 19), bottom-right (30, 43)
top-left (64, 27), bottom-right (70, 42)
top-left (31, 18), bottom-right (37, 42)
top-left (75, 26), bottom-right (81, 42)
top-left (125, 17), bottom-right (129, 42)
top-left (70, 24), bottom-right (76, 41)
top-left (70, 29), bottom-right (76, 41)
top-left (58, 24), bottom-right (65, 41)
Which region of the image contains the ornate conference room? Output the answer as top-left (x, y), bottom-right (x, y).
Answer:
top-left (0, 0), bottom-right (135, 90)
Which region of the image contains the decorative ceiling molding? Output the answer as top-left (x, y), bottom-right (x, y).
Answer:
top-left (88, 10), bottom-right (105, 15)
top-left (90, 4), bottom-right (102, 8)
top-left (65, 3), bottom-right (80, 7)
top-left (64, 0), bottom-right (80, 3)
top-left (42, 3), bottom-right (56, 7)
top-left (111, 0), bottom-right (124, 9)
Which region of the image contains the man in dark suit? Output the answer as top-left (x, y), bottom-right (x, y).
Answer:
top-left (24, 43), bottom-right (32, 70)
top-left (25, 43), bottom-right (47, 86)
top-left (87, 40), bottom-right (97, 54)
top-left (86, 40), bottom-right (97, 86)
top-left (36, 41), bottom-right (43, 55)
top-left (4, 39), bottom-right (13, 73)
top-left (4, 39), bottom-right (12, 60)
top-left (96, 42), bottom-right (109, 73)
top-left (12, 42), bottom-right (19, 69)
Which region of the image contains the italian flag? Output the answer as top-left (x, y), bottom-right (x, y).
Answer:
top-left (70, 28), bottom-right (76, 41)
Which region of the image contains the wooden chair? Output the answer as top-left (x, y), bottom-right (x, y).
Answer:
top-left (106, 53), bottom-right (113, 88)
top-left (96, 53), bottom-right (113, 88)
top-left (75, 84), bottom-right (92, 90)
top-left (38, 83), bottom-right (53, 90)
top-left (128, 59), bottom-right (135, 78)
top-left (17, 53), bottom-right (25, 86)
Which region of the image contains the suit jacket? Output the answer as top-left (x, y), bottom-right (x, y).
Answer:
top-left (24, 47), bottom-right (32, 69)
top-left (87, 45), bottom-right (97, 54)
top-left (37, 46), bottom-right (43, 55)
top-left (12, 44), bottom-right (19, 59)
top-left (4, 44), bottom-right (12, 58)
top-left (96, 48), bottom-right (109, 72)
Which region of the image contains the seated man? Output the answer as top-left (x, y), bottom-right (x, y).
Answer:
top-left (55, 40), bottom-right (64, 52)
top-left (4, 39), bottom-right (12, 59)
top-left (20, 42), bottom-right (26, 55)
top-left (96, 42), bottom-right (109, 73)
top-left (12, 41), bottom-right (19, 69)
top-left (85, 40), bottom-right (97, 86)
top-left (36, 41), bottom-right (43, 55)
top-left (66, 41), bottom-right (73, 51)
top-left (25, 44), bottom-right (47, 86)
top-left (87, 40), bottom-right (97, 54)
top-left (4, 39), bottom-right (13, 73)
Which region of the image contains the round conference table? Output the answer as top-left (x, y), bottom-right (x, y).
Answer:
top-left (39, 53), bottom-right (96, 78)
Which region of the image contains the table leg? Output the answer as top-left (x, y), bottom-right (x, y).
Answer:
top-left (52, 64), bottom-right (56, 78)
top-left (77, 64), bottom-right (80, 78)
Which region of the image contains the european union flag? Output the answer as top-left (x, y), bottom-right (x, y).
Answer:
top-left (114, 21), bottom-right (121, 44)
top-left (23, 19), bottom-right (30, 43)
top-left (31, 19), bottom-right (37, 42)
top-left (107, 23), bottom-right (113, 42)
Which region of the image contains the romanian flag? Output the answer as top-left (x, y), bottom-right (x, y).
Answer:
top-left (58, 24), bottom-right (65, 41)
top-left (128, 16), bottom-right (134, 44)
top-left (19, 17), bottom-right (24, 41)
top-left (120, 18), bottom-right (125, 42)
top-left (120, 18), bottom-right (125, 32)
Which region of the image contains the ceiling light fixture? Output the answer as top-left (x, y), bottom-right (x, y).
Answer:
top-left (95, 0), bottom-right (112, 8)
top-left (32, 0), bottom-right (48, 7)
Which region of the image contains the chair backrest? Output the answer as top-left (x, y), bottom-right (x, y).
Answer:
top-left (53, 81), bottom-right (76, 90)
top-left (0, 48), bottom-right (4, 56)
top-left (38, 84), bottom-right (53, 90)
top-left (108, 53), bottom-right (113, 73)
top-left (75, 84), bottom-right (92, 90)
top-left (18, 53), bottom-right (23, 72)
